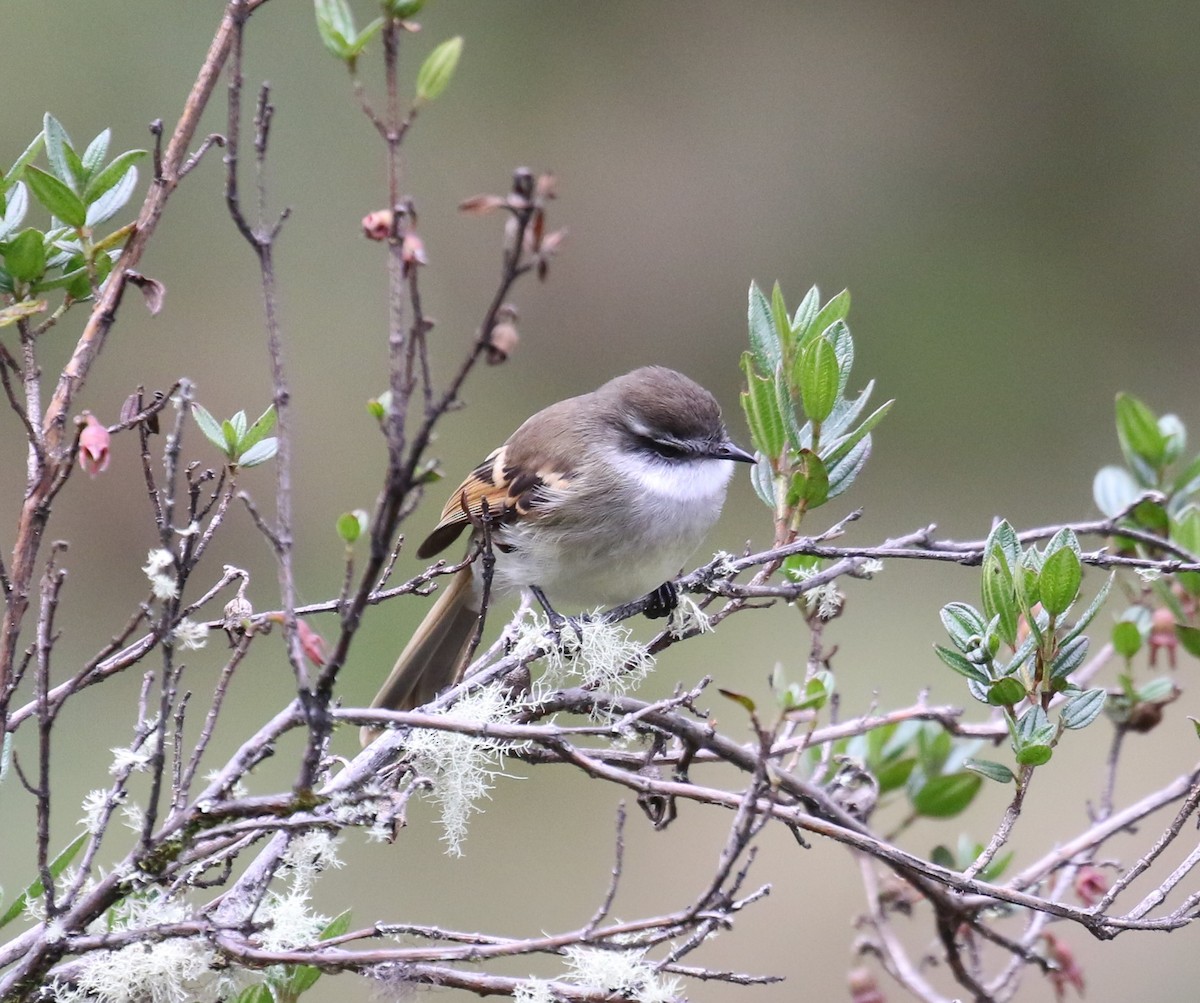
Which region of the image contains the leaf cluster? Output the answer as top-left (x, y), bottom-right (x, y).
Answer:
top-left (191, 403), bottom-right (279, 469)
top-left (937, 523), bottom-right (1108, 769)
top-left (740, 281), bottom-right (892, 543)
top-left (314, 0), bottom-right (461, 104)
top-left (0, 114), bottom-right (144, 324)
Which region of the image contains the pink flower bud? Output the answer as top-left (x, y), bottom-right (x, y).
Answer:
top-left (361, 210), bottom-right (395, 241)
top-left (79, 412), bottom-right (111, 476)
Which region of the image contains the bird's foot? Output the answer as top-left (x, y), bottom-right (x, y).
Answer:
top-left (530, 585), bottom-right (585, 646)
top-left (642, 580), bottom-right (679, 620)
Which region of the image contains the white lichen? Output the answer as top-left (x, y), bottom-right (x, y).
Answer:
top-left (402, 683), bottom-right (525, 855)
top-left (561, 945), bottom-right (683, 1003)
top-left (142, 549), bottom-right (178, 601)
top-left (171, 618), bottom-right (209, 650)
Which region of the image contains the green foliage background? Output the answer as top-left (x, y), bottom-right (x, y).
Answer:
top-left (3, 3), bottom-right (1199, 999)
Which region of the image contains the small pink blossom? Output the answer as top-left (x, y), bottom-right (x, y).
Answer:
top-left (79, 412), bottom-right (110, 476)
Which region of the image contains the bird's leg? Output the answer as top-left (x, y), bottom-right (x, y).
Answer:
top-left (529, 585), bottom-right (585, 644)
top-left (642, 580), bottom-right (679, 620)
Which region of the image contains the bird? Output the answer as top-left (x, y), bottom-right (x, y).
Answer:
top-left (363, 366), bottom-right (754, 739)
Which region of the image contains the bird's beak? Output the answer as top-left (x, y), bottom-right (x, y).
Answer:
top-left (716, 439), bottom-right (757, 464)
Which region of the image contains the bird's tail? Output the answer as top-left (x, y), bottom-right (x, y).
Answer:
top-left (360, 566), bottom-right (478, 745)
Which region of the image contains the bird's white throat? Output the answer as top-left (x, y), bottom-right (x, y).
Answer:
top-left (610, 449), bottom-right (737, 504)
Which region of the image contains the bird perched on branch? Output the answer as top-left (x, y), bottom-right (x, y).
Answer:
top-left (363, 366), bottom-right (754, 741)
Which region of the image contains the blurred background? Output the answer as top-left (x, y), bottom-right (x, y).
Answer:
top-left (3, 1), bottom-right (1199, 999)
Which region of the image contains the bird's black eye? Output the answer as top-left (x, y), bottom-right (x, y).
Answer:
top-left (635, 434), bottom-right (688, 461)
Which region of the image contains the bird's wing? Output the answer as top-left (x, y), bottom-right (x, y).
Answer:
top-left (416, 445), bottom-right (572, 558)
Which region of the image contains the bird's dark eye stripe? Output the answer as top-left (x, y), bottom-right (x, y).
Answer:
top-left (634, 434), bottom-right (689, 460)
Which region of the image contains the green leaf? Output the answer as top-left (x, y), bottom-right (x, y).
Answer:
top-left (940, 602), bottom-right (988, 652)
top-left (1049, 634), bottom-right (1090, 681)
top-left (1093, 465), bottom-right (1141, 518)
top-left (32, 265), bottom-right (90, 295)
top-left (788, 670), bottom-right (834, 712)
top-left (749, 454), bottom-right (774, 508)
top-left (824, 378), bottom-right (875, 440)
top-left (367, 391), bottom-right (390, 420)
top-left (805, 288), bottom-right (851, 343)
top-left (789, 449), bottom-right (828, 509)
top-left (1043, 527), bottom-right (1081, 559)
top-left (1131, 497), bottom-right (1169, 535)
top-left (1061, 573), bottom-right (1114, 644)
top-left (986, 520), bottom-right (1021, 569)
top-left (717, 688), bottom-right (756, 715)
top-left (1172, 453), bottom-right (1200, 500)
top-left (1014, 704), bottom-right (1055, 748)
top-left (915, 727), bottom-right (952, 775)
top-left (911, 772), bottom-right (982, 818)
top-left (827, 320), bottom-right (855, 396)
top-left (83, 150), bottom-right (145, 205)
top-left (875, 757), bottom-right (916, 793)
top-left (1019, 548), bottom-right (1042, 610)
top-left (820, 399), bottom-right (893, 469)
top-left (42, 114), bottom-right (77, 188)
top-left (86, 165), bottom-right (139, 228)
top-left (1111, 619), bottom-right (1142, 659)
top-left (191, 403), bottom-right (229, 454)
top-left (796, 336), bottom-right (839, 424)
top-left (965, 758), bottom-right (1015, 784)
top-left (978, 850), bottom-right (1015, 883)
top-left (385, 0), bottom-right (426, 16)
top-left (0, 182), bottom-right (28, 240)
top-left (1015, 743), bottom-right (1053, 766)
top-left (336, 509), bottom-right (368, 544)
top-left (81, 129), bottom-right (111, 176)
top-left (1171, 505), bottom-right (1200, 595)
top-left (1060, 688), bottom-right (1107, 730)
top-left (0, 832), bottom-right (86, 930)
top-left (1039, 547), bottom-right (1081, 617)
top-left (1159, 413), bottom-right (1186, 464)
top-left (789, 284), bottom-right (819, 336)
top-left (746, 281), bottom-right (781, 374)
top-left (24, 166), bottom-right (87, 228)
top-left (769, 281), bottom-right (792, 358)
top-left (3, 228), bottom-right (46, 283)
top-left (987, 676), bottom-right (1025, 707)
top-left (281, 909), bottom-right (353, 996)
top-left (3, 131), bottom-right (45, 192)
top-left (241, 405), bottom-right (277, 452)
top-left (981, 546), bottom-right (1019, 648)
top-left (774, 364), bottom-right (806, 450)
top-left (354, 17), bottom-right (385, 55)
top-left (934, 644), bottom-right (990, 684)
top-left (315, 0), bottom-right (357, 59)
top-left (1115, 392), bottom-right (1167, 470)
top-left (237, 438), bottom-right (278, 468)
top-left (1137, 676), bottom-right (1178, 703)
top-left (739, 354), bottom-right (784, 457)
top-left (930, 844), bottom-right (956, 870)
top-left (1175, 623), bottom-right (1200, 659)
top-left (824, 434), bottom-right (871, 499)
top-left (416, 36), bottom-right (463, 102)
top-left (232, 986), bottom-right (274, 1003)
